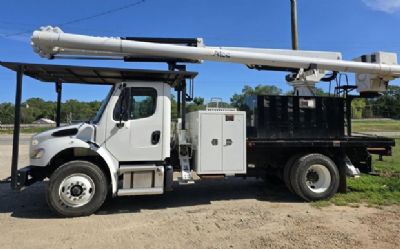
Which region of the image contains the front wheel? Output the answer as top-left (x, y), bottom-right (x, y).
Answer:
top-left (46, 160), bottom-right (108, 217)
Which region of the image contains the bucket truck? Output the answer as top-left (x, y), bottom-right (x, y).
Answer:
top-left (3, 26), bottom-right (397, 217)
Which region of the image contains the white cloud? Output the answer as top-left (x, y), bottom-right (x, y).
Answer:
top-left (362, 0), bottom-right (400, 13)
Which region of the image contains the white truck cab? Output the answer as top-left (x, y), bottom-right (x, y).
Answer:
top-left (27, 79), bottom-right (182, 216)
top-left (30, 81), bottom-right (170, 189)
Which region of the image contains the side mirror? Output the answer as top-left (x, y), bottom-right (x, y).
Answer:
top-left (116, 86), bottom-right (128, 128)
top-left (117, 109), bottom-right (124, 128)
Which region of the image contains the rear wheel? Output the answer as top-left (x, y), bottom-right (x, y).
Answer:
top-left (46, 160), bottom-right (108, 217)
top-left (290, 154), bottom-right (339, 201)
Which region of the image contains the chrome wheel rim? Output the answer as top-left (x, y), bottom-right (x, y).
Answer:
top-left (305, 164), bottom-right (331, 194)
top-left (58, 173), bottom-right (95, 208)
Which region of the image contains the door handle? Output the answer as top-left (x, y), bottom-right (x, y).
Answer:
top-left (151, 131), bottom-right (161, 145)
top-left (225, 139), bottom-right (233, 146)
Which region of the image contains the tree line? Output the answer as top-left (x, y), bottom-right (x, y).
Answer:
top-left (352, 86), bottom-right (400, 119)
top-left (0, 85), bottom-right (399, 124)
top-left (0, 98), bottom-right (101, 124)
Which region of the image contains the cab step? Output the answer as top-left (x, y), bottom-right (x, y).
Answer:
top-left (177, 177), bottom-right (195, 185)
top-left (117, 187), bottom-right (163, 196)
top-left (117, 165), bottom-right (165, 196)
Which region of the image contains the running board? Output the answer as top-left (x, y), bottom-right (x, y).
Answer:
top-left (118, 165), bottom-right (158, 174)
top-left (118, 165), bottom-right (165, 196)
top-left (117, 187), bottom-right (163, 196)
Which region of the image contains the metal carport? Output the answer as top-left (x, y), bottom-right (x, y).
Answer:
top-left (0, 61), bottom-right (197, 189)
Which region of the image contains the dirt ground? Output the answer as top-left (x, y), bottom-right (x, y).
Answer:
top-left (1, 135), bottom-right (400, 249)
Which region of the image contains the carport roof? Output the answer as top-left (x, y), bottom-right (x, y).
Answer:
top-left (0, 61), bottom-right (197, 85)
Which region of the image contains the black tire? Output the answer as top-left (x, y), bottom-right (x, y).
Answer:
top-left (283, 154), bottom-right (302, 193)
top-left (290, 154), bottom-right (340, 201)
top-left (46, 160), bottom-right (108, 217)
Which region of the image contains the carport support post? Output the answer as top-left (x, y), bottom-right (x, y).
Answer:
top-left (55, 81), bottom-right (62, 127)
top-left (11, 65), bottom-right (24, 190)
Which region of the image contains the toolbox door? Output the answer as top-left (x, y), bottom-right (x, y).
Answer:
top-left (200, 113), bottom-right (223, 172)
top-left (222, 114), bottom-right (246, 173)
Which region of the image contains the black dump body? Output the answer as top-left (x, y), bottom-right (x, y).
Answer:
top-left (242, 95), bottom-right (395, 173)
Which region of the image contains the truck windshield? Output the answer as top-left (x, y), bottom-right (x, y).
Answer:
top-left (92, 86), bottom-right (115, 124)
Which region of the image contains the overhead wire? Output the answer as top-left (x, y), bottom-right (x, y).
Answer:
top-left (0, 0), bottom-right (147, 38)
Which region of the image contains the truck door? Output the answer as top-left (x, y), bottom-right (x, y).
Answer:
top-left (105, 82), bottom-right (168, 162)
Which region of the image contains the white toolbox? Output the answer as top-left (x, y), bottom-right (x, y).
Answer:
top-left (186, 110), bottom-right (246, 175)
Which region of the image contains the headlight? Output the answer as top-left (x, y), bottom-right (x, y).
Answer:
top-left (31, 148), bottom-right (45, 159)
top-left (31, 139), bottom-right (39, 146)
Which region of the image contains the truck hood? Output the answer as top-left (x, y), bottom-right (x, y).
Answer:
top-left (31, 123), bottom-right (95, 146)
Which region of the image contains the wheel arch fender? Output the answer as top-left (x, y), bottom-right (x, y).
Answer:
top-left (92, 146), bottom-right (119, 196)
top-left (36, 138), bottom-right (119, 196)
top-left (48, 146), bottom-right (119, 196)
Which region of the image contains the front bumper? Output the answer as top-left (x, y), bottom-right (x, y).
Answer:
top-left (12, 166), bottom-right (46, 190)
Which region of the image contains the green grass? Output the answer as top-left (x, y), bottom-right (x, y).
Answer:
top-left (0, 127), bottom-right (51, 134)
top-left (352, 119), bottom-right (400, 132)
top-left (313, 139), bottom-right (400, 208)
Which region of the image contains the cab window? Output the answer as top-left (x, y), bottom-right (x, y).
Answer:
top-left (129, 88), bottom-right (157, 120)
top-left (113, 87), bottom-right (157, 121)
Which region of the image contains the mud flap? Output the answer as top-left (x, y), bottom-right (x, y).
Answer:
top-left (165, 165), bottom-right (174, 191)
top-left (338, 162), bottom-right (347, 194)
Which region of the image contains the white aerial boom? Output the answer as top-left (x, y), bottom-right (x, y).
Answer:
top-left (31, 26), bottom-right (400, 95)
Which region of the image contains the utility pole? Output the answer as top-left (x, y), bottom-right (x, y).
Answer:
top-left (290, 0), bottom-right (299, 50)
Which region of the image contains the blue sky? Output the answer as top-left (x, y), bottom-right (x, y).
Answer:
top-left (1, 0), bottom-right (400, 103)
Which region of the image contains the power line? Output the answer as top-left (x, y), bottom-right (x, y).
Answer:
top-left (1, 0), bottom-right (147, 38)
top-left (58, 0), bottom-right (146, 26)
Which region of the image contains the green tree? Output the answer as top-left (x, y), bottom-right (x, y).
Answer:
top-left (62, 99), bottom-right (101, 122)
top-left (187, 97), bottom-right (206, 113)
top-left (352, 98), bottom-right (367, 119)
top-left (22, 98), bottom-right (56, 122)
top-left (231, 84), bottom-right (282, 108)
top-left (286, 86), bottom-right (327, 96)
top-left (170, 95), bottom-right (206, 120)
top-left (0, 98), bottom-right (102, 124)
top-left (0, 103), bottom-right (14, 124)
top-left (193, 97), bottom-right (204, 106)
top-left (371, 86), bottom-right (400, 118)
